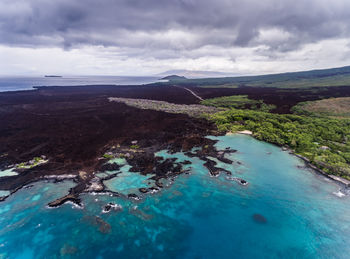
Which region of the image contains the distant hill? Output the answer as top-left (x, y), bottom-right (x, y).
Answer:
top-left (161, 75), bottom-right (187, 81)
top-left (161, 66), bottom-right (350, 89)
top-left (158, 69), bottom-right (236, 79)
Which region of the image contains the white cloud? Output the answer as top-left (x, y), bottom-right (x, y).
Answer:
top-left (1, 0), bottom-right (350, 75)
top-left (1, 38), bottom-right (349, 76)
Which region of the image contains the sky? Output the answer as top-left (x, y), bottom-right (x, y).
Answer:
top-left (1, 0), bottom-right (350, 76)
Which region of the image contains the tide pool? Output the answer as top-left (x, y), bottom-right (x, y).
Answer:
top-left (0, 135), bottom-right (350, 258)
top-left (103, 165), bottom-right (155, 195)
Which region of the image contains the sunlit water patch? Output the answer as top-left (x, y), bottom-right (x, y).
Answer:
top-left (1, 135), bottom-right (350, 258)
top-left (0, 168), bottom-right (18, 177)
top-left (108, 157), bottom-right (127, 166)
top-left (0, 190), bottom-right (10, 197)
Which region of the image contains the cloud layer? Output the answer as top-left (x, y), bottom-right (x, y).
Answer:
top-left (1, 0), bottom-right (350, 75)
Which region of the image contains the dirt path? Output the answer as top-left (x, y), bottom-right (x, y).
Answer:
top-left (174, 86), bottom-right (204, 101)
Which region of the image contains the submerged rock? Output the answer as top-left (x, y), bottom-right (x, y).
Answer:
top-left (181, 160), bottom-right (192, 165)
top-left (60, 244), bottom-right (78, 256)
top-left (252, 213), bottom-right (267, 224)
top-left (139, 187), bottom-right (148, 193)
top-left (129, 206), bottom-right (153, 221)
top-left (224, 147), bottom-right (237, 153)
top-left (82, 215), bottom-right (111, 233)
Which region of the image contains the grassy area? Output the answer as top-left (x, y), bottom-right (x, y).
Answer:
top-left (292, 97), bottom-right (350, 118)
top-left (208, 108), bottom-right (350, 179)
top-left (200, 84), bottom-right (239, 89)
top-left (201, 95), bottom-right (276, 112)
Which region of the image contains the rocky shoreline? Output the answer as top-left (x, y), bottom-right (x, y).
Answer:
top-left (0, 127), bottom-right (250, 208)
top-left (0, 83), bottom-right (245, 206)
top-left (3, 128), bottom-right (346, 207)
top-left (0, 84), bottom-right (218, 205)
top-left (44, 133), bottom-right (246, 208)
top-left (291, 153), bottom-right (350, 188)
top-left (2, 83), bottom-right (349, 206)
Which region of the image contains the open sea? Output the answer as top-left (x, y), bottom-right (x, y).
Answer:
top-left (0, 76), bottom-right (159, 92)
top-left (1, 134), bottom-right (350, 258)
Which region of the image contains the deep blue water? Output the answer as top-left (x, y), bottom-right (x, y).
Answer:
top-left (1, 135), bottom-right (350, 258)
top-left (0, 76), bottom-right (159, 92)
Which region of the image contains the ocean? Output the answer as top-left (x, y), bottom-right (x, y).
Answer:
top-left (0, 76), bottom-right (159, 92)
top-left (1, 134), bottom-right (350, 258)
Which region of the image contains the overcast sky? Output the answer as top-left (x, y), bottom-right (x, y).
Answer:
top-left (1, 0), bottom-right (350, 76)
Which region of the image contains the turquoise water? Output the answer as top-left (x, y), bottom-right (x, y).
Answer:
top-left (0, 168), bottom-right (18, 178)
top-left (0, 190), bottom-right (10, 197)
top-left (103, 164), bottom-right (155, 195)
top-left (1, 135), bottom-right (350, 258)
top-left (107, 157), bottom-right (127, 166)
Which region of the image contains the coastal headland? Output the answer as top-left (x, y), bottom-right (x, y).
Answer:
top-left (0, 84), bottom-right (231, 205)
top-left (1, 83), bottom-right (350, 205)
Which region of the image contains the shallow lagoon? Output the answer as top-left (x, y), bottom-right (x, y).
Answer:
top-left (103, 164), bottom-right (155, 195)
top-left (1, 135), bottom-right (350, 258)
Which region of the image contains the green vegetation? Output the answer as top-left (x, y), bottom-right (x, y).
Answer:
top-left (17, 162), bottom-right (26, 168)
top-left (208, 108), bottom-right (350, 179)
top-left (201, 95), bottom-right (258, 108)
top-left (201, 95), bottom-right (276, 112)
top-left (130, 145), bottom-right (140, 149)
top-left (292, 97), bottom-right (350, 118)
top-left (16, 156), bottom-right (48, 169)
top-left (200, 84), bottom-right (239, 89)
top-left (103, 153), bottom-right (114, 159)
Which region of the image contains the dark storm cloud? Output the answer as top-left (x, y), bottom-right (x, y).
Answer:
top-left (1, 0), bottom-right (350, 53)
